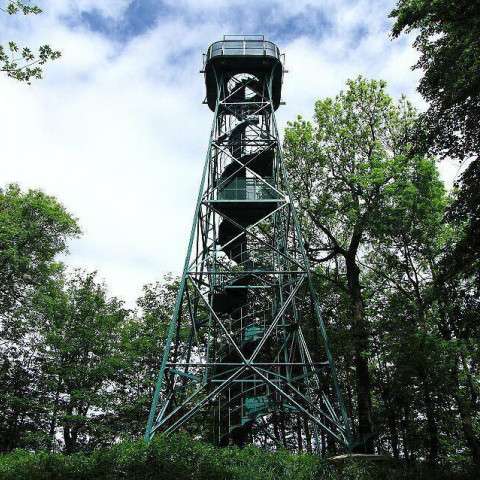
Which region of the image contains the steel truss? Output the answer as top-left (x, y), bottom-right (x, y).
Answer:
top-left (145, 37), bottom-right (352, 452)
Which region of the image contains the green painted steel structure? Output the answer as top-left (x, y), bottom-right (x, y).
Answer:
top-left (145, 35), bottom-right (352, 451)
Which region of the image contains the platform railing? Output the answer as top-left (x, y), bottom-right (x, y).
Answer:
top-left (217, 177), bottom-right (279, 201)
top-left (205, 38), bottom-right (281, 63)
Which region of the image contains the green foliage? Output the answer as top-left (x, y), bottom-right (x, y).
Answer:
top-left (110, 279), bottom-right (178, 439)
top-left (284, 76), bottom-right (479, 465)
top-left (441, 159), bottom-right (480, 280)
top-left (0, 435), bottom-right (477, 480)
top-left (0, 2), bottom-right (61, 82)
top-left (283, 77), bottom-right (443, 453)
top-left (284, 77), bottom-right (423, 254)
top-left (0, 264), bottom-right (132, 453)
top-left (0, 217), bottom-right (178, 453)
top-left (390, 2), bottom-right (480, 464)
top-left (4, 1), bottom-right (42, 15)
top-left (33, 271), bottom-right (131, 453)
top-left (391, 0), bottom-right (479, 107)
top-left (390, 0), bottom-right (480, 284)
top-left (390, 0), bottom-right (480, 161)
top-left (0, 184), bottom-right (81, 452)
top-left (0, 184), bottom-right (80, 314)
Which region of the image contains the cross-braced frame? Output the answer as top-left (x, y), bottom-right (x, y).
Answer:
top-left (145, 36), bottom-right (352, 452)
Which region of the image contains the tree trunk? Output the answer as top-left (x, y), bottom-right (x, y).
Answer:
top-left (326, 433), bottom-right (337, 456)
top-left (63, 404), bottom-right (78, 454)
top-left (273, 413), bottom-right (281, 444)
top-left (401, 404), bottom-right (415, 461)
top-left (436, 296), bottom-right (480, 465)
top-left (453, 364), bottom-right (480, 465)
top-left (422, 381), bottom-right (439, 464)
top-left (48, 378), bottom-right (62, 452)
top-left (63, 424), bottom-right (74, 454)
top-left (320, 427), bottom-right (326, 456)
top-left (401, 405), bottom-right (410, 461)
top-left (380, 384), bottom-right (399, 459)
top-left (346, 256), bottom-right (374, 453)
top-left (345, 365), bottom-right (356, 441)
top-left (296, 417), bottom-right (303, 452)
top-left (303, 416), bottom-right (312, 453)
top-left (279, 416), bottom-right (288, 448)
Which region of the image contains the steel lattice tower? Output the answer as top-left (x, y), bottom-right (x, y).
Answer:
top-left (145, 35), bottom-right (352, 451)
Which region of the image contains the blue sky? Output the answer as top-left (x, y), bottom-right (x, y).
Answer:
top-left (0, 0), bottom-right (458, 305)
top-left (76, 2), bottom-right (339, 43)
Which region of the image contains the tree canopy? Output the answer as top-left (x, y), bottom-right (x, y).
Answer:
top-left (390, 0), bottom-right (480, 282)
top-left (284, 77), bottom-right (449, 454)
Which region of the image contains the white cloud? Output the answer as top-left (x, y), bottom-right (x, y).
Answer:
top-left (44, 0), bottom-right (133, 19)
top-left (0, 1), bottom-right (453, 305)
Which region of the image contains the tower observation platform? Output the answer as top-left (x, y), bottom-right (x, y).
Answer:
top-left (145, 35), bottom-right (352, 452)
top-left (204, 35), bottom-right (283, 110)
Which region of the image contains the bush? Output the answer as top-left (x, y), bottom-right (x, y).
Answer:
top-left (0, 435), bottom-right (478, 480)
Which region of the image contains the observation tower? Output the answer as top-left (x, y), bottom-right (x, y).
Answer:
top-left (145, 35), bottom-right (352, 451)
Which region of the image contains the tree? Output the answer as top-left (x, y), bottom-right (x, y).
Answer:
top-left (33, 270), bottom-right (129, 453)
top-left (0, 184), bottom-right (80, 316)
top-left (364, 156), bottom-right (449, 463)
top-left (112, 277), bottom-right (178, 440)
top-left (391, 0), bottom-right (480, 162)
top-left (0, 0), bottom-right (65, 453)
top-left (391, 3), bottom-right (480, 464)
top-left (0, 1), bottom-right (60, 82)
top-left (441, 158), bottom-right (480, 280)
top-left (390, 0), bottom-right (480, 279)
top-left (0, 186), bottom-right (183, 452)
top-left (0, 185), bottom-right (79, 451)
top-left (283, 77), bottom-right (429, 453)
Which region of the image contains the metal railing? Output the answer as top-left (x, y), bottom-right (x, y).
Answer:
top-left (217, 177), bottom-right (279, 201)
top-left (205, 36), bottom-right (281, 63)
